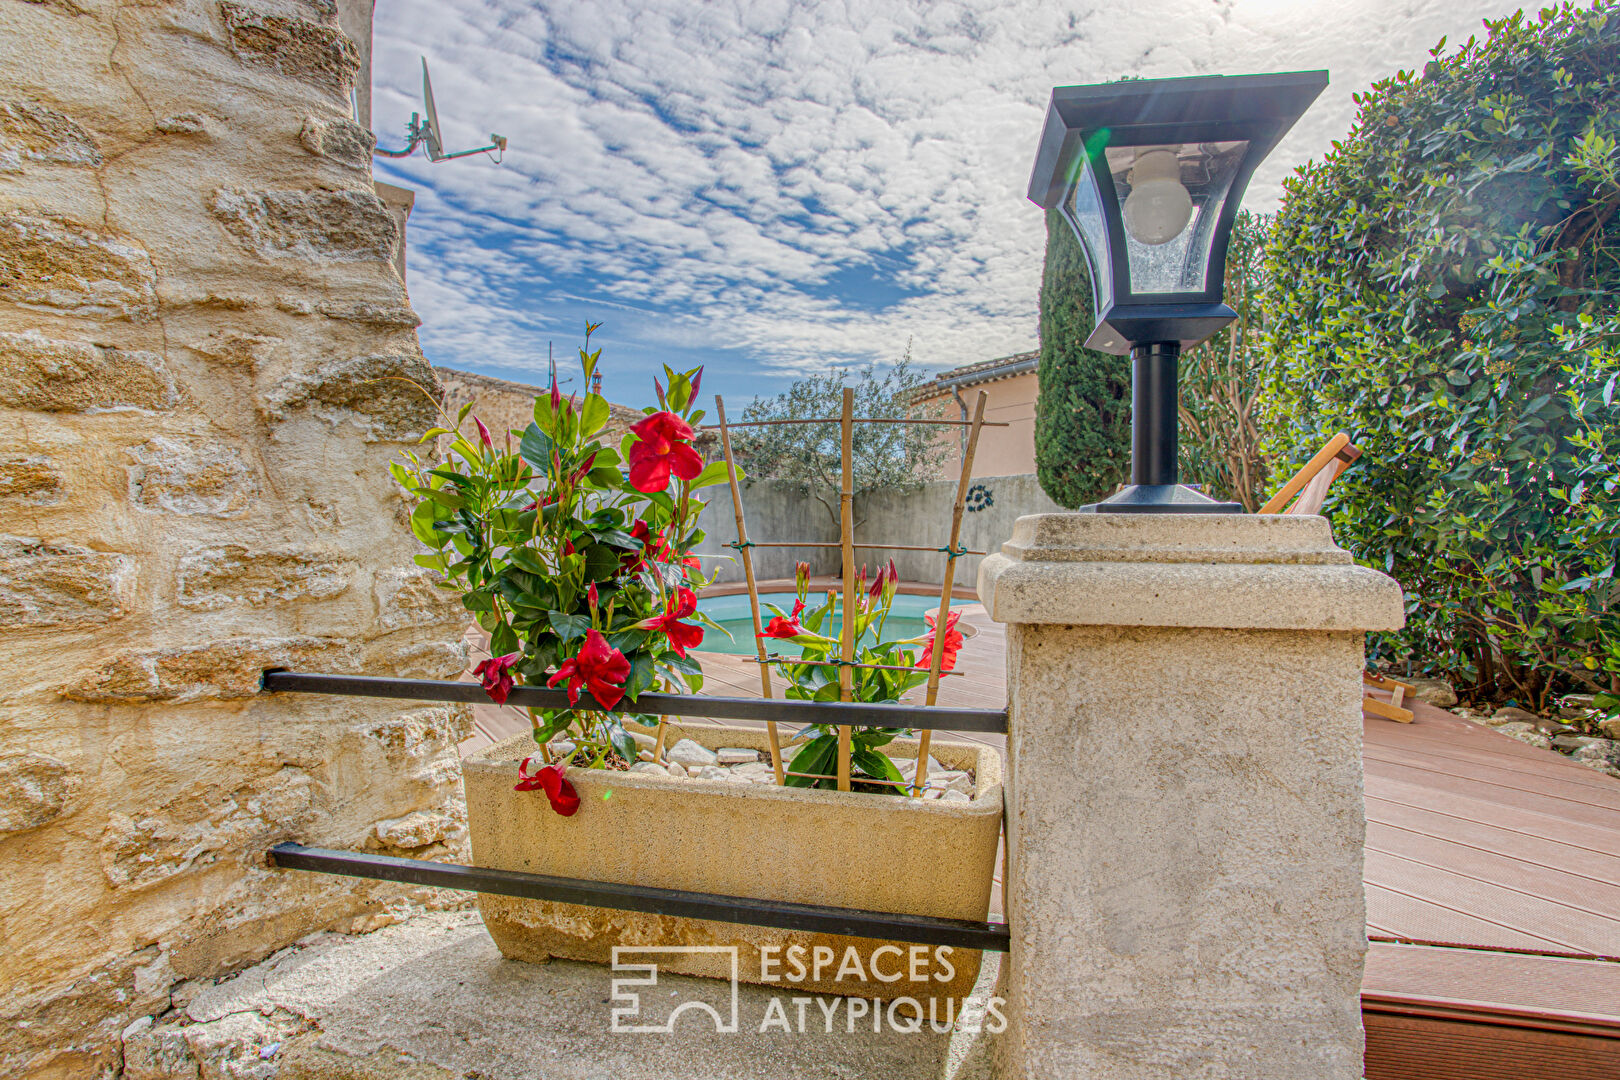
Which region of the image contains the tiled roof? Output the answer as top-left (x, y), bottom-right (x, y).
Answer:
top-left (922, 350), bottom-right (1039, 390)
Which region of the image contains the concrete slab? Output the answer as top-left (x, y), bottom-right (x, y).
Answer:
top-left (160, 909), bottom-right (1001, 1080)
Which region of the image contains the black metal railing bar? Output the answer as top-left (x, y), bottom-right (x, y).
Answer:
top-left (261, 671), bottom-right (1008, 734)
top-left (269, 843), bottom-right (1010, 952)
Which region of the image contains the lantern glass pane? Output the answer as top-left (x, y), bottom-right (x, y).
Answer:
top-left (1105, 140), bottom-right (1247, 295)
top-left (1061, 152), bottom-right (1112, 305)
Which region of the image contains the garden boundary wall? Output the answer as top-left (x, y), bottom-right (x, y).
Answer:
top-left (692, 473), bottom-right (1064, 588)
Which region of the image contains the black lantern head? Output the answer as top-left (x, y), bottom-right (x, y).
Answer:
top-left (1029, 71), bottom-right (1327, 355)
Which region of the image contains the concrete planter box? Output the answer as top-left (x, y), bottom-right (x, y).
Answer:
top-left (463, 722), bottom-right (1003, 1006)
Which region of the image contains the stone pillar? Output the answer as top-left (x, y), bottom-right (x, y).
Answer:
top-left (978, 514), bottom-right (1403, 1080)
top-left (0, 2), bottom-right (470, 1075)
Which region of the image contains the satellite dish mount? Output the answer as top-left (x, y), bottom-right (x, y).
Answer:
top-left (375, 58), bottom-right (507, 163)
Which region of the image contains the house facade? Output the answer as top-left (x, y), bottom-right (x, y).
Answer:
top-left (912, 351), bottom-right (1039, 478)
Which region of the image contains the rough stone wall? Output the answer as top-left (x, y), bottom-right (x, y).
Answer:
top-left (0, 2), bottom-right (472, 1076)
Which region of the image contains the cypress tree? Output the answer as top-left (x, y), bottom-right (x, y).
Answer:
top-left (1034, 207), bottom-right (1131, 507)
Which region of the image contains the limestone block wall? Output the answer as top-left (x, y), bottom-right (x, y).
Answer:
top-left (0, 2), bottom-right (472, 1075)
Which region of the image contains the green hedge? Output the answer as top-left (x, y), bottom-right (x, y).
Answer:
top-left (1262, 4), bottom-right (1619, 709)
top-left (1035, 208), bottom-right (1130, 507)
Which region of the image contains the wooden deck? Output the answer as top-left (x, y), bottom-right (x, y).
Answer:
top-left (457, 604), bottom-right (1620, 1075)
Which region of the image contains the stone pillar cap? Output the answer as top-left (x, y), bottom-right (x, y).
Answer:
top-left (978, 513), bottom-right (1404, 632)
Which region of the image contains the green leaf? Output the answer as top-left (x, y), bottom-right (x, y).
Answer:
top-left (412, 486), bottom-right (467, 510)
top-left (581, 393), bottom-right (611, 436)
top-left (784, 735), bottom-right (835, 788)
top-left (623, 651), bottom-right (657, 700)
top-left (548, 610), bottom-right (590, 643)
top-left (690, 461), bottom-right (735, 489)
top-left (602, 717), bottom-right (639, 763)
top-left (519, 423), bottom-right (556, 475)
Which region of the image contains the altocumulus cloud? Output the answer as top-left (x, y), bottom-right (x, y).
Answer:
top-left (372, 0), bottom-right (1513, 402)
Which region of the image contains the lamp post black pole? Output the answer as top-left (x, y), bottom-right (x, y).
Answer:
top-left (1131, 341), bottom-right (1180, 488)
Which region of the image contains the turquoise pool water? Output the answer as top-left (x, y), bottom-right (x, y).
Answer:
top-left (694, 592), bottom-right (961, 656)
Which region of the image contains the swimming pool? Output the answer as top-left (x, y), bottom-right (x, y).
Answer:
top-left (693, 591), bottom-right (964, 656)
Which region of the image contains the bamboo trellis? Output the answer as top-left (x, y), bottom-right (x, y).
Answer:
top-left (714, 388), bottom-right (989, 794)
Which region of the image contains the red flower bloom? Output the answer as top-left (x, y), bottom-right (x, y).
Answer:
top-left (758, 601), bottom-right (806, 640)
top-left (638, 587), bottom-right (705, 657)
top-left (515, 756), bottom-right (580, 816)
top-left (620, 519), bottom-right (654, 572)
top-left (627, 411), bottom-right (704, 493)
top-left (915, 610), bottom-right (964, 673)
top-left (547, 629), bottom-right (632, 709)
top-left (472, 652), bottom-right (519, 704)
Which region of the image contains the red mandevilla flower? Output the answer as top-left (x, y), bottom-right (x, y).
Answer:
top-left (515, 756), bottom-right (580, 816)
top-left (915, 610), bottom-right (964, 673)
top-left (758, 599), bottom-right (807, 640)
top-left (472, 652), bottom-right (519, 704)
top-left (547, 629), bottom-right (631, 709)
top-left (473, 415), bottom-right (493, 450)
top-left (620, 519), bottom-right (654, 572)
top-left (627, 411), bottom-right (704, 493)
top-left (638, 587), bottom-right (705, 657)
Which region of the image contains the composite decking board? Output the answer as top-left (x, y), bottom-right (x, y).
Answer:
top-left (1366, 793), bottom-right (1620, 867)
top-left (1364, 745), bottom-right (1620, 820)
top-left (1362, 736), bottom-right (1620, 797)
top-left (1366, 819), bottom-right (1620, 900)
top-left (1365, 883), bottom-right (1581, 954)
top-left (1363, 942), bottom-right (1620, 1024)
top-left (1364, 849), bottom-right (1620, 956)
top-left (1364, 767), bottom-right (1620, 854)
top-left (1364, 745), bottom-right (1620, 811)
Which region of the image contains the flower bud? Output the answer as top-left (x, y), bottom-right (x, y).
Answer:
top-left (794, 561), bottom-right (810, 597)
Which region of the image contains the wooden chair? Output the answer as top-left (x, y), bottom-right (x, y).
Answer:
top-left (1262, 432), bottom-right (1414, 723)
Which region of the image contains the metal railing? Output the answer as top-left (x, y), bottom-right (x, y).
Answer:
top-left (260, 670), bottom-right (1010, 951)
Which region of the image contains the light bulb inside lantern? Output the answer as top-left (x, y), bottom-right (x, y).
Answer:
top-left (1122, 149), bottom-right (1193, 245)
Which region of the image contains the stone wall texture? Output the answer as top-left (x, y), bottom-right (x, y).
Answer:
top-left (0, 2), bottom-right (473, 1075)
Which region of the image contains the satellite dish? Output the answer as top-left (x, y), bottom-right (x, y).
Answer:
top-left (421, 58), bottom-right (446, 162)
top-left (374, 57), bottom-right (508, 164)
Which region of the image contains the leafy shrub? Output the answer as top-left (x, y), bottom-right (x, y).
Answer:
top-left (1262, 5), bottom-right (1620, 709)
top-left (732, 349), bottom-right (945, 526)
top-left (391, 329), bottom-right (729, 779)
top-left (1034, 208), bottom-right (1130, 507)
top-left (1178, 210), bottom-right (1273, 511)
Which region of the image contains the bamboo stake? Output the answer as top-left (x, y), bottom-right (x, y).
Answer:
top-left (652, 719), bottom-right (669, 764)
top-left (716, 395), bottom-right (786, 785)
top-left (836, 386), bottom-right (855, 792)
top-left (727, 541), bottom-right (986, 554)
top-left (912, 390), bottom-right (988, 796)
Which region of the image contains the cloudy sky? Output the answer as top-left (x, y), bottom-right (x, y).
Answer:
top-left (372, 0), bottom-right (1515, 406)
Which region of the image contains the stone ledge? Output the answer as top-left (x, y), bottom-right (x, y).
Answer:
top-left (119, 908), bottom-right (1000, 1080)
top-left (994, 512), bottom-right (1353, 565)
top-left (978, 515), bottom-right (1404, 632)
